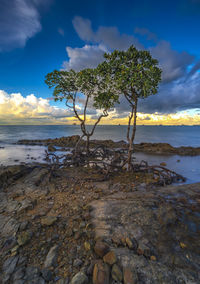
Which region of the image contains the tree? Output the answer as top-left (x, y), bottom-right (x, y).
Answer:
top-left (45, 67), bottom-right (118, 154)
top-left (103, 46), bottom-right (162, 170)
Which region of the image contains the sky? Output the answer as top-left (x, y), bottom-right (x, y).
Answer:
top-left (0, 0), bottom-right (200, 125)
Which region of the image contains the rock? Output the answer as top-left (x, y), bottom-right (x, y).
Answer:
top-left (24, 266), bottom-right (40, 280)
top-left (94, 241), bottom-right (110, 258)
top-left (111, 264), bottom-right (123, 282)
top-left (13, 267), bottom-right (25, 281)
top-left (70, 272), bottom-right (88, 284)
top-left (0, 215), bottom-right (20, 237)
top-left (137, 242), bottom-right (149, 256)
top-left (44, 245), bottom-right (58, 268)
top-left (41, 216), bottom-right (57, 226)
top-left (3, 256), bottom-right (19, 281)
top-left (41, 268), bottom-right (53, 281)
top-left (87, 262), bottom-right (95, 275)
top-left (84, 241), bottom-right (91, 251)
top-left (57, 278), bottom-right (69, 284)
top-left (126, 237), bottom-right (134, 249)
top-left (17, 231), bottom-right (31, 246)
top-left (73, 259), bottom-right (83, 267)
top-left (25, 277), bottom-right (45, 284)
top-left (19, 221), bottom-right (28, 231)
top-left (123, 267), bottom-right (138, 284)
top-left (48, 144), bottom-right (56, 152)
top-left (103, 251), bottom-right (117, 265)
top-left (93, 260), bottom-right (110, 284)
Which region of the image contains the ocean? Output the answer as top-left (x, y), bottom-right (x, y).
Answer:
top-left (0, 125), bottom-right (200, 184)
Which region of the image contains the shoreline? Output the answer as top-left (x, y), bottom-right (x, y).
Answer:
top-left (17, 135), bottom-right (200, 156)
top-left (0, 164), bottom-right (199, 283)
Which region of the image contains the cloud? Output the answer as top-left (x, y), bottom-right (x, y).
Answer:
top-left (73, 16), bottom-right (143, 50)
top-left (62, 16), bottom-right (200, 119)
top-left (134, 27), bottom-right (157, 41)
top-left (150, 41), bottom-right (194, 83)
top-left (187, 60), bottom-right (200, 77)
top-left (63, 44), bottom-right (107, 71)
top-left (0, 90), bottom-right (74, 124)
top-left (0, 0), bottom-right (51, 52)
top-left (139, 72), bottom-right (200, 114)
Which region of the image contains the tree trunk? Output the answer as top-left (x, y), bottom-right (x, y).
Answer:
top-left (127, 96), bottom-right (138, 171)
top-left (86, 135), bottom-right (90, 156)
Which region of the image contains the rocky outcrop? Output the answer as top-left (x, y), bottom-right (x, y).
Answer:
top-left (90, 183), bottom-right (200, 283)
top-left (0, 164), bottom-right (200, 283)
top-left (17, 136), bottom-right (200, 155)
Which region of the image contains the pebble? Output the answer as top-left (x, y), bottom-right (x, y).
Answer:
top-left (93, 260), bottom-right (110, 284)
top-left (44, 245), bottom-right (58, 268)
top-left (70, 271), bottom-right (88, 284)
top-left (41, 216), bottom-right (57, 226)
top-left (73, 259), bottom-right (83, 267)
top-left (111, 264), bottom-right (123, 282)
top-left (94, 241), bottom-right (110, 258)
top-left (103, 251), bottom-right (117, 265)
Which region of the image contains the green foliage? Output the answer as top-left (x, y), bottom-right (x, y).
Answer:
top-left (45, 67), bottom-right (119, 111)
top-left (103, 45), bottom-right (162, 101)
top-left (45, 69), bottom-right (78, 103)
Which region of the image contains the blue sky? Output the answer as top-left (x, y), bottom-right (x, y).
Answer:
top-left (0, 0), bottom-right (200, 124)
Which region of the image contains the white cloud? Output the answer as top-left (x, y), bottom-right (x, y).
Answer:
top-left (0, 0), bottom-right (51, 52)
top-left (63, 44), bottom-right (107, 71)
top-left (0, 90), bottom-right (74, 124)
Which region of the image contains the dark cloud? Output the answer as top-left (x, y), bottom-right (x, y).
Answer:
top-left (73, 16), bottom-right (143, 50)
top-left (138, 73), bottom-right (200, 114)
top-left (150, 41), bottom-right (194, 83)
top-left (134, 27), bottom-right (157, 42)
top-left (63, 16), bottom-right (199, 116)
top-left (0, 0), bottom-right (52, 52)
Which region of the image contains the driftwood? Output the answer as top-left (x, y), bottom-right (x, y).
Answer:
top-left (44, 146), bottom-right (186, 185)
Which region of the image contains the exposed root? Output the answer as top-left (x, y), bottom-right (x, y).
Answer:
top-left (44, 146), bottom-right (186, 185)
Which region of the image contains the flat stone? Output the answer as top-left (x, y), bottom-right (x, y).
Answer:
top-left (41, 216), bottom-right (57, 226)
top-left (70, 272), bottom-right (88, 284)
top-left (44, 245), bottom-right (58, 268)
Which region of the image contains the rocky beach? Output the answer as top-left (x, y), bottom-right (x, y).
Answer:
top-left (0, 136), bottom-right (200, 283)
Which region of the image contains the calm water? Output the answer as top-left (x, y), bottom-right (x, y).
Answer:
top-left (0, 125), bottom-right (200, 184)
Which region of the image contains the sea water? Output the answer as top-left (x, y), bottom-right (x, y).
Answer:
top-left (0, 125), bottom-right (200, 183)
